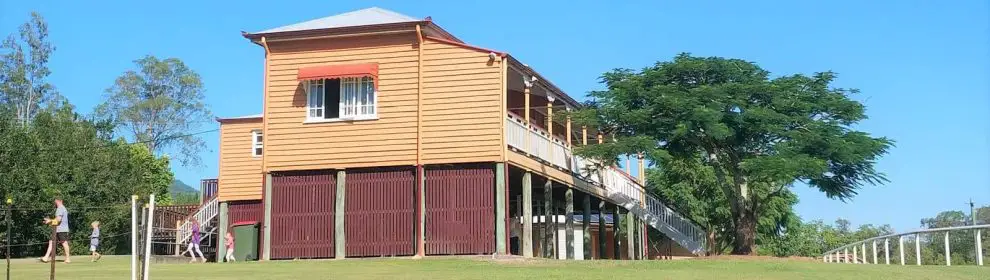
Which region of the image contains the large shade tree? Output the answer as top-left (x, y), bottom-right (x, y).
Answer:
top-left (95, 55), bottom-right (211, 167)
top-left (570, 53), bottom-right (892, 254)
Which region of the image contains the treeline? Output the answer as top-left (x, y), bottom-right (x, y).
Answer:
top-left (0, 13), bottom-right (178, 256)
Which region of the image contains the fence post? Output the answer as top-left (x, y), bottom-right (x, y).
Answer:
top-left (853, 246), bottom-right (858, 264)
top-left (978, 229), bottom-right (984, 266)
top-left (884, 238), bottom-right (890, 265)
top-left (861, 243), bottom-right (866, 264)
top-left (143, 195), bottom-right (155, 280)
top-left (914, 233), bottom-right (921, 265)
top-left (899, 236), bottom-right (905, 265)
top-left (944, 231), bottom-right (950, 266)
top-left (174, 220), bottom-right (180, 256)
top-left (872, 240), bottom-right (877, 264)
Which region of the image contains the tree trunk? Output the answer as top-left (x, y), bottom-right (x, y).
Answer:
top-left (731, 204), bottom-right (757, 255)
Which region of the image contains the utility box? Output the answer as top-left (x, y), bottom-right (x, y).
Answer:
top-left (231, 221), bottom-right (259, 261)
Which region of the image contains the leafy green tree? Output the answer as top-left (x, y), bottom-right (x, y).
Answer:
top-left (95, 55), bottom-right (211, 167)
top-left (0, 106), bottom-right (172, 256)
top-left (0, 12), bottom-right (59, 126)
top-left (569, 53), bottom-right (892, 254)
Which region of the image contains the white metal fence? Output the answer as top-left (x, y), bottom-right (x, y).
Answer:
top-left (823, 224), bottom-right (990, 266)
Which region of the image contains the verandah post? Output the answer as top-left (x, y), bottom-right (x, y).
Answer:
top-left (334, 170), bottom-right (346, 259)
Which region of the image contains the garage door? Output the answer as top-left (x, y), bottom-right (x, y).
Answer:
top-left (425, 165), bottom-right (495, 255)
top-left (269, 171), bottom-right (335, 259)
top-left (345, 168), bottom-right (416, 257)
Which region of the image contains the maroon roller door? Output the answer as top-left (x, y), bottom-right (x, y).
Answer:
top-left (425, 165), bottom-right (496, 255)
top-left (269, 171), bottom-right (335, 259)
top-left (345, 167), bottom-right (415, 257)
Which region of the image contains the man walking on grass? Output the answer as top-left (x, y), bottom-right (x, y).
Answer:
top-left (41, 198), bottom-right (70, 263)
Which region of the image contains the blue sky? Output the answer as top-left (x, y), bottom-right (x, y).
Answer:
top-left (1, 0), bottom-right (987, 232)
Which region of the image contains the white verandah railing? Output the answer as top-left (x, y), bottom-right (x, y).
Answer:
top-left (505, 114), bottom-right (707, 254)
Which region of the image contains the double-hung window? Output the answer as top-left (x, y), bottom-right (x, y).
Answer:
top-left (306, 77), bottom-right (377, 121)
top-left (251, 130), bottom-right (263, 157)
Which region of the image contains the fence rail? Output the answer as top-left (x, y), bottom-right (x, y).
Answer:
top-left (823, 224), bottom-right (990, 266)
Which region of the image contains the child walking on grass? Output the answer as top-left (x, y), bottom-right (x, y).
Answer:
top-left (89, 221), bottom-right (101, 262)
top-left (182, 219), bottom-right (206, 263)
top-left (224, 231), bottom-right (235, 262)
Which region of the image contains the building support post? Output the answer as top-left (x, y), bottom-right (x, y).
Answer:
top-left (495, 163), bottom-right (507, 255)
top-left (335, 170), bottom-right (346, 259)
top-left (544, 180), bottom-right (554, 259)
top-left (522, 171), bottom-right (533, 258)
top-left (262, 173), bottom-right (273, 261)
top-left (598, 201), bottom-right (607, 259)
top-left (218, 202), bottom-right (229, 262)
top-left (565, 188), bottom-right (574, 259)
top-left (582, 193), bottom-right (591, 260)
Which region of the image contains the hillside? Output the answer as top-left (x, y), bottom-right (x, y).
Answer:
top-left (170, 179), bottom-right (197, 194)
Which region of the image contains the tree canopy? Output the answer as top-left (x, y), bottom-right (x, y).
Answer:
top-left (571, 53), bottom-right (892, 254)
top-left (95, 55), bottom-right (212, 167)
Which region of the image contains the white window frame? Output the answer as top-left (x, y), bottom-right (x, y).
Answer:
top-left (304, 77), bottom-right (378, 123)
top-left (251, 130), bottom-right (263, 157)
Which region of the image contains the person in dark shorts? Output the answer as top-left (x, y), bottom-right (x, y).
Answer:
top-left (41, 198), bottom-right (71, 263)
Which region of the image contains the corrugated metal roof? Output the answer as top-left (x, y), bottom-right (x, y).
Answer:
top-left (252, 7), bottom-right (420, 35)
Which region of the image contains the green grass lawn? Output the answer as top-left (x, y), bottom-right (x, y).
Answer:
top-left (8, 256), bottom-right (988, 280)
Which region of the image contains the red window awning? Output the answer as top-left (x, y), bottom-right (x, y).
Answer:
top-left (297, 63), bottom-right (379, 81)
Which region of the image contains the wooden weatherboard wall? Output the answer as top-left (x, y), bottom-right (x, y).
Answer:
top-left (264, 34), bottom-right (420, 171)
top-left (260, 33), bottom-right (504, 173)
top-left (420, 39), bottom-right (503, 164)
top-left (219, 119), bottom-right (264, 201)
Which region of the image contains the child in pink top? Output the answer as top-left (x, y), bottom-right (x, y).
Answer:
top-left (224, 231), bottom-right (235, 262)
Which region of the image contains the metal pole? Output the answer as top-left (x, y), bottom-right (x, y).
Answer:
top-left (899, 236), bottom-right (904, 265)
top-left (884, 238), bottom-right (890, 265)
top-left (978, 229), bottom-right (984, 266)
top-left (872, 240), bottom-right (877, 264)
top-left (914, 233), bottom-right (921, 265)
top-left (131, 196), bottom-right (137, 280)
top-left (944, 231), bottom-right (951, 266)
top-left (143, 195), bottom-right (155, 280)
